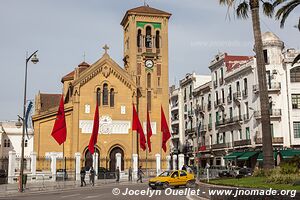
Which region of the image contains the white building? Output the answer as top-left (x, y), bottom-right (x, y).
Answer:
top-left (169, 73), bottom-right (211, 167)
top-left (195, 32), bottom-right (300, 169)
top-left (170, 32), bottom-right (300, 169)
top-left (0, 120), bottom-right (34, 171)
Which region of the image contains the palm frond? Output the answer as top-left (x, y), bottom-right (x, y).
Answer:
top-left (276, 0), bottom-right (300, 28)
top-left (273, 0), bottom-right (288, 7)
top-left (219, 0), bottom-right (236, 7)
top-left (237, 1), bottom-right (250, 19)
top-left (262, 2), bottom-right (275, 17)
top-left (292, 54), bottom-right (300, 66)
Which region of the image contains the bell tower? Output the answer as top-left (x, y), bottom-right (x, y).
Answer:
top-left (121, 5), bottom-right (172, 156)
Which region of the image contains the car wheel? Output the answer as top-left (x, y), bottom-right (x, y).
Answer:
top-left (163, 182), bottom-right (170, 189)
top-left (186, 180), bottom-right (195, 188)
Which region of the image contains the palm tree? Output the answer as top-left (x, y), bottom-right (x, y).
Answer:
top-left (274, 0), bottom-right (300, 66)
top-left (219, 0), bottom-right (275, 169)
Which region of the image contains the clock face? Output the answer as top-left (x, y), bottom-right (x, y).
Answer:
top-left (145, 59), bottom-right (154, 68)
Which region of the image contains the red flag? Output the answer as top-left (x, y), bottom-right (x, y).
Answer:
top-left (132, 104), bottom-right (146, 151)
top-left (88, 101), bottom-right (99, 154)
top-left (51, 95), bottom-right (67, 145)
top-left (161, 106), bottom-right (171, 152)
top-left (147, 110), bottom-right (153, 153)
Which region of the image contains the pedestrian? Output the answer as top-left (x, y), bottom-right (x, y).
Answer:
top-left (116, 167), bottom-right (120, 183)
top-left (182, 165), bottom-right (187, 171)
top-left (22, 173), bottom-right (27, 190)
top-left (137, 166), bottom-right (144, 183)
top-left (128, 166), bottom-right (132, 182)
top-left (80, 167), bottom-right (86, 187)
top-left (89, 167), bottom-right (95, 186)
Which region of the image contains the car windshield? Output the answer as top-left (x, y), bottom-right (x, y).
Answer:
top-left (159, 171), bottom-right (173, 177)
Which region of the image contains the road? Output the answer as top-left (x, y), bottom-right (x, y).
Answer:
top-left (0, 182), bottom-right (201, 200)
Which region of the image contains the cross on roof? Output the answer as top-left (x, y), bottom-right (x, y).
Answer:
top-left (103, 44), bottom-right (109, 54)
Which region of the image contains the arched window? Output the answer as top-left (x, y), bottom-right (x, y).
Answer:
top-left (96, 88), bottom-right (101, 105)
top-left (25, 140), bottom-right (28, 148)
top-left (103, 84), bottom-right (108, 105)
top-left (137, 29), bottom-right (142, 47)
top-left (4, 139), bottom-right (6, 147)
top-left (147, 73), bottom-right (151, 88)
top-left (291, 67), bottom-right (300, 82)
top-left (110, 88), bottom-right (115, 107)
top-left (145, 26), bottom-right (152, 48)
top-left (155, 30), bottom-right (160, 48)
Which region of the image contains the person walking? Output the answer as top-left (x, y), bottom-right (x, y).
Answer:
top-left (80, 167), bottom-right (86, 187)
top-left (137, 166), bottom-right (144, 183)
top-left (116, 167), bottom-right (120, 183)
top-left (128, 166), bottom-right (132, 182)
top-left (89, 167), bottom-right (95, 186)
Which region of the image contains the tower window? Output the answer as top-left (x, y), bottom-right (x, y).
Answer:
top-left (147, 73), bottom-right (151, 88)
top-left (147, 91), bottom-right (151, 111)
top-left (110, 88), bottom-right (115, 107)
top-left (96, 88), bottom-right (101, 106)
top-left (7, 139), bottom-right (10, 148)
top-left (4, 139), bottom-right (6, 147)
top-left (263, 49), bottom-right (269, 64)
top-left (158, 77), bottom-right (160, 87)
top-left (103, 83), bottom-right (108, 105)
top-left (155, 30), bottom-right (160, 48)
top-left (137, 29), bottom-right (142, 48)
top-left (145, 26), bottom-right (152, 48)
top-left (25, 140), bottom-right (28, 147)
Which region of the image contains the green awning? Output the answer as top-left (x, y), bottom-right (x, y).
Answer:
top-left (238, 151), bottom-right (259, 161)
top-left (280, 150), bottom-right (300, 159)
top-left (224, 152), bottom-right (245, 160)
top-left (257, 152), bottom-right (278, 162)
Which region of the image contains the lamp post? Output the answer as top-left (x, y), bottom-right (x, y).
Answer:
top-left (18, 50), bottom-right (39, 192)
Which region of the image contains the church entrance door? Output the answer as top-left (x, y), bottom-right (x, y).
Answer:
top-left (109, 147), bottom-right (124, 172)
top-left (84, 148), bottom-right (100, 171)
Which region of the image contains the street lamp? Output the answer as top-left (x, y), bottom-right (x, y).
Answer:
top-left (19, 50), bottom-right (39, 192)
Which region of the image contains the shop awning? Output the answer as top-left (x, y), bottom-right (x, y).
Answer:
top-left (224, 152), bottom-right (245, 160)
top-left (238, 151), bottom-right (259, 161)
top-left (257, 152), bottom-right (278, 162)
top-left (280, 149), bottom-right (300, 159)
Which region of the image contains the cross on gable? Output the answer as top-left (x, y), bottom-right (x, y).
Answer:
top-left (103, 44), bottom-right (109, 54)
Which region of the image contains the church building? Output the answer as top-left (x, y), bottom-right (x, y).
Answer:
top-left (32, 5), bottom-right (172, 172)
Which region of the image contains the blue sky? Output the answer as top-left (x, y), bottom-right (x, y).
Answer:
top-left (0, 0), bottom-right (299, 120)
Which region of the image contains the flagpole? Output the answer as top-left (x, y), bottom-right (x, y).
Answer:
top-left (136, 90), bottom-right (140, 166)
top-left (63, 142), bottom-right (65, 184)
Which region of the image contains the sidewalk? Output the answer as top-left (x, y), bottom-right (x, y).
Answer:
top-left (0, 178), bottom-right (139, 198)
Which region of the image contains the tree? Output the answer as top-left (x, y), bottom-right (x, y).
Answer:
top-left (219, 0), bottom-right (275, 169)
top-left (274, 0), bottom-right (300, 66)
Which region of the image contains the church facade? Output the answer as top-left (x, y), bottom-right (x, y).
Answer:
top-left (32, 5), bottom-right (171, 172)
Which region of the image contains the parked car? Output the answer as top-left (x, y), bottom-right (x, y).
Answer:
top-left (148, 170), bottom-right (195, 189)
top-left (56, 169), bottom-right (68, 181)
top-left (238, 167), bottom-right (253, 176)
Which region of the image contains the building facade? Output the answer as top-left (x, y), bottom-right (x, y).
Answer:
top-left (170, 32), bottom-right (300, 169)
top-left (0, 121), bottom-right (34, 171)
top-left (32, 5), bottom-right (172, 172)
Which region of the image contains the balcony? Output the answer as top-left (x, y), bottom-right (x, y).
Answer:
top-left (243, 114), bottom-right (250, 121)
top-left (186, 128), bottom-right (195, 136)
top-left (208, 123), bottom-right (212, 130)
top-left (219, 78), bottom-right (224, 85)
top-left (207, 102), bottom-right (212, 111)
top-left (233, 91), bottom-right (241, 102)
top-left (188, 110), bottom-right (194, 117)
top-left (227, 95), bottom-right (232, 104)
top-left (171, 103), bottom-right (179, 111)
top-left (213, 80), bottom-right (218, 88)
top-left (242, 89), bottom-right (248, 98)
top-left (234, 139), bottom-right (251, 147)
top-left (253, 82), bottom-right (281, 93)
top-left (225, 116), bottom-right (243, 124)
top-left (212, 142), bottom-right (229, 149)
top-left (254, 109), bottom-right (282, 119)
top-left (196, 104), bottom-right (206, 115)
top-left (171, 134), bottom-right (179, 140)
top-left (200, 125), bottom-right (207, 132)
top-left (171, 117), bottom-right (179, 125)
top-left (255, 137), bottom-right (284, 144)
top-left (215, 120), bottom-right (226, 128)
